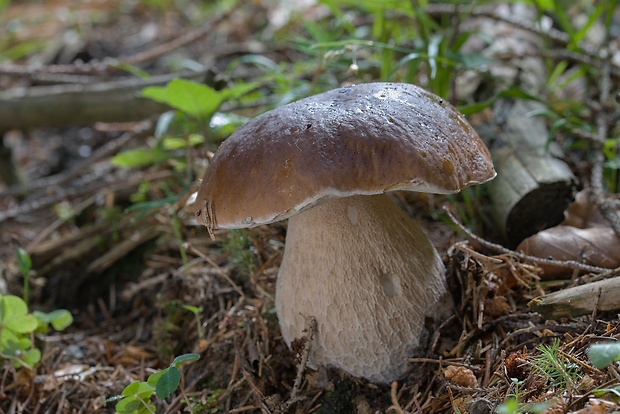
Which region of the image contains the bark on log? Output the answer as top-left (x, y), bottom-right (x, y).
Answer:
top-left (477, 99), bottom-right (576, 247)
top-left (0, 70), bottom-right (206, 131)
top-left (460, 4), bottom-right (577, 247)
top-left (528, 277), bottom-right (620, 319)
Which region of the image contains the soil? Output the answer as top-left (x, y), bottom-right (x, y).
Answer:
top-left (1, 1), bottom-right (619, 413)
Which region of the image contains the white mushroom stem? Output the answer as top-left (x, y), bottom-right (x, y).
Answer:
top-left (276, 193), bottom-right (452, 383)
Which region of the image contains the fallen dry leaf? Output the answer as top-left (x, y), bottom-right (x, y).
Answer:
top-left (517, 189), bottom-right (620, 279)
top-left (517, 225), bottom-right (620, 278)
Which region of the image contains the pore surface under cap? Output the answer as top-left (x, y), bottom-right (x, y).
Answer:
top-left (196, 82), bottom-right (495, 228)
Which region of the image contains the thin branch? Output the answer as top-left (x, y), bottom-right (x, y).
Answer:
top-left (286, 317), bottom-right (317, 408)
top-left (591, 49), bottom-right (620, 237)
top-left (0, 7), bottom-right (234, 78)
top-left (0, 121), bottom-right (152, 198)
top-left (387, 381), bottom-right (406, 414)
top-left (443, 206), bottom-right (612, 274)
top-left (0, 169), bottom-right (173, 223)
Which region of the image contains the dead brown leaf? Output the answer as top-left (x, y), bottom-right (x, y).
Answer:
top-left (516, 189), bottom-right (620, 279)
top-left (517, 225), bottom-right (620, 278)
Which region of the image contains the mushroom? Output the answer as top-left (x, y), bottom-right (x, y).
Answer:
top-left (195, 82), bottom-right (495, 383)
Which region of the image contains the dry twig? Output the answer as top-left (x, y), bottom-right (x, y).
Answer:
top-left (444, 206), bottom-right (613, 275)
top-left (0, 7), bottom-right (234, 78)
top-left (286, 317), bottom-right (318, 408)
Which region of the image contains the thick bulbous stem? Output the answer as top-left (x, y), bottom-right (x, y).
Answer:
top-left (275, 193), bottom-right (452, 383)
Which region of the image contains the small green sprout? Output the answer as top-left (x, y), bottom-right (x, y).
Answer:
top-left (587, 342), bottom-right (620, 369)
top-left (0, 294), bottom-right (73, 369)
top-left (531, 338), bottom-right (581, 391)
top-left (181, 305), bottom-right (204, 340)
top-left (1, 248), bottom-right (73, 369)
top-left (108, 353), bottom-right (200, 414)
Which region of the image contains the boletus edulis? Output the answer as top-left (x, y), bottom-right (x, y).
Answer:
top-left (195, 82), bottom-right (496, 383)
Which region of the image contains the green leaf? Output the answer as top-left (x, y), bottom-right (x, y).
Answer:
top-left (122, 381), bottom-right (155, 398)
top-left (48, 309), bottom-right (73, 331)
top-left (147, 370), bottom-right (165, 387)
top-left (496, 398), bottom-right (549, 414)
top-left (603, 138), bottom-right (618, 161)
top-left (115, 395), bottom-right (156, 414)
top-left (162, 134), bottom-right (205, 150)
top-left (5, 313), bottom-right (38, 334)
top-left (33, 309), bottom-right (72, 329)
top-left (0, 328), bottom-right (21, 354)
top-left (533, 0), bottom-right (554, 11)
top-left (142, 405), bottom-right (156, 414)
top-left (572, 2), bottom-right (606, 47)
top-left (138, 404), bottom-right (156, 414)
top-left (18, 337), bottom-right (32, 350)
top-left (0, 295), bottom-right (27, 320)
top-left (155, 366), bottom-right (180, 399)
top-left (605, 158), bottom-right (620, 170)
top-left (0, 0), bottom-right (10, 15)
top-left (6, 338), bottom-right (37, 367)
top-left (181, 305), bottom-right (201, 315)
top-left (115, 396), bottom-right (143, 413)
top-left (497, 86), bottom-right (542, 102)
top-left (547, 61), bottom-right (569, 90)
top-left (0, 40), bottom-right (45, 62)
top-left (553, 0), bottom-right (575, 39)
top-left (111, 148), bottom-right (171, 168)
top-left (458, 99), bottom-right (496, 116)
top-left (21, 348), bottom-right (41, 368)
top-left (220, 82), bottom-right (258, 102)
top-left (15, 247), bottom-right (32, 275)
top-left (32, 310), bottom-right (52, 324)
top-left (587, 343), bottom-right (620, 369)
top-left (496, 397), bottom-right (519, 414)
top-left (171, 353), bottom-right (200, 367)
top-left (592, 386), bottom-right (620, 398)
top-left (0, 295), bottom-right (38, 333)
top-left (142, 79), bottom-right (222, 121)
top-left (124, 195), bottom-right (178, 217)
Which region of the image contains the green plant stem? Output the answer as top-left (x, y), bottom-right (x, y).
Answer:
top-left (0, 351), bottom-right (31, 369)
top-left (194, 313), bottom-right (203, 339)
top-left (23, 274), bottom-right (29, 307)
top-left (139, 397), bottom-right (156, 414)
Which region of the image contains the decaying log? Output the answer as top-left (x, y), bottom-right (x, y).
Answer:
top-left (0, 70), bottom-right (206, 131)
top-left (0, 70), bottom-right (204, 186)
top-left (528, 276), bottom-right (620, 319)
top-left (477, 99), bottom-right (576, 247)
top-left (460, 4), bottom-right (576, 247)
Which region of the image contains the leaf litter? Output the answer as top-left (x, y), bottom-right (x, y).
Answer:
top-left (0, 1), bottom-right (619, 413)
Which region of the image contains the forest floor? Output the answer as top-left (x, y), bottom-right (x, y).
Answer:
top-left (1, 1), bottom-right (619, 413)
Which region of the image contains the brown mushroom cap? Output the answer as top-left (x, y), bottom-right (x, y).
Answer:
top-left (195, 82), bottom-right (495, 229)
